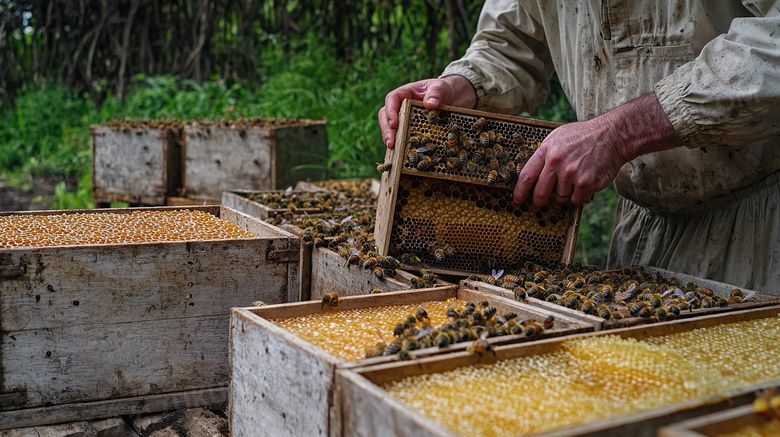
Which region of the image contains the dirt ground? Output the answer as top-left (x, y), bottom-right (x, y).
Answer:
top-left (0, 177), bottom-right (78, 212)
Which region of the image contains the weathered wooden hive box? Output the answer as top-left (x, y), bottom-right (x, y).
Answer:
top-left (91, 121), bottom-right (183, 205)
top-left (0, 205), bottom-right (299, 429)
top-left (658, 394), bottom-right (780, 437)
top-left (183, 118), bottom-right (328, 201)
top-left (375, 99), bottom-right (581, 277)
top-left (223, 183), bottom-right (409, 301)
top-left (465, 266), bottom-right (780, 330)
top-left (229, 285), bottom-right (592, 436)
top-left (338, 307), bottom-right (780, 437)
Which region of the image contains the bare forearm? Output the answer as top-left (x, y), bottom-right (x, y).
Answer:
top-left (514, 93), bottom-right (683, 206)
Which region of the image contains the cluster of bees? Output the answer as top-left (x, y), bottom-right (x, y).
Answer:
top-left (104, 119), bottom-right (184, 133)
top-left (245, 191), bottom-right (338, 218)
top-left (358, 298), bottom-right (555, 360)
top-left (256, 181), bottom-right (442, 286)
top-left (104, 117), bottom-right (302, 136)
top-left (474, 263), bottom-right (757, 321)
top-left (398, 110), bottom-right (540, 187)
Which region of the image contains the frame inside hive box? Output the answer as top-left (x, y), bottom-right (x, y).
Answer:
top-left (658, 401), bottom-right (777, 437)
top-left (182, 118), bottom-right (328, 201)
top-left (229, 285), bottom-right (592, 437)
top-left (463, 266), bottom-right (780, 331)
top-left (338, 306), bottom-right (780, 437)
top-left (375, 100), bottom-right (581, 277)
top-left (0, 205), bottom-right (299, 429)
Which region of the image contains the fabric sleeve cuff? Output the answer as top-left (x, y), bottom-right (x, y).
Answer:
top-left (440, 65), bottom-right (484, 107)
top-left (653, 67), bottom-right (709, 150)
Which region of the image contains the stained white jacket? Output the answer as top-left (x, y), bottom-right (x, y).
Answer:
top-left (442, 0), bottom-right (780, 213)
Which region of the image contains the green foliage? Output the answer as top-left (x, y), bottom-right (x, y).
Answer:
top-left (52, 172), bottom-right (95, 210)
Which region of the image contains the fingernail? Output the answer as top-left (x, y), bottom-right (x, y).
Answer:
top-left (427, 97), bottom-right (439, 106)
top-left (385, 139), bottom-right (392, 148)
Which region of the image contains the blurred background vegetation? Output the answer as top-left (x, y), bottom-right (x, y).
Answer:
top-left (0, 0), bottom-right (617, 267)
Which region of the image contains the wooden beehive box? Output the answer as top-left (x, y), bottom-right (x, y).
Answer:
top-left (658, 400), bottom-right (779, 437)
top-left (91, 123), bottom-right (183, 205)
top-left (376, 100), bottom-right (581, 277)
top-left (0, 205), bottom-right (299, 429)
top-left (229, 285), bottom-right (592, 437)
top-left (182, 118), bottom-right (328, 201)
top-left (221, 190), bottom-right (328, 220)
top-left (464, 266), bottom-right (780, 330)
top-left (338, 306), bottom-right (780, 437)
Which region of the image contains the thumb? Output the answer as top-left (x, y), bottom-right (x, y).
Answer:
top-left (422, 80), bottom-right (454, 109)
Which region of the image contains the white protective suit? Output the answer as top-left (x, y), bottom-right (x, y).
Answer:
top-left (441, 0), bottom-right (780, 293)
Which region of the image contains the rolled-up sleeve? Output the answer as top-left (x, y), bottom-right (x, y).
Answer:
top-left (654, 5), bottom-right (780, 149)
top-left (440, 0), bottom-right (554, 115)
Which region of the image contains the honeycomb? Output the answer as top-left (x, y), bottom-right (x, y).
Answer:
top-left (390, 104), bottom-right (575, 273)
top-left (383, 316), bottom-right (780, 437)
top-left (271, 298), bottom-right (462, 361)
top-left (0, 210), bottom-right (257, 248)
top-left (390, 176), bottom-right (570, 271)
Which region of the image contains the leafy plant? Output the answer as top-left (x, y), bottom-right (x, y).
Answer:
top-left (52, 172), bottom-right (95, 210)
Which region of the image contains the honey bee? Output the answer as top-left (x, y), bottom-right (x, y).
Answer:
top-left (458, 148), bottom-right (469, 166)
top-left (376, 162), bottom-right (392, 173)
top-left (502, 274), bottom-right (522, 285)
top-left (526, 285), bottom-right (544, 299)
top-left (514, 287), bottom-right (526, 300)
top-left (421, 132), bottom-right (434, 144)
top-left (479, 131), bottom-right (491, 148)
top-left (513, 132), bottom-right (525, 147)
top-left (638, 306), bottom-right (655, 318)
top-left (446, 132), bottom-right (460, 156)
top-left (473, 117), bottom-right (486, 132)
top-left (406, 148), bottom-right (420, 165)
top-left (488, 157), bottom-right (500, 170)
top-left (446, 157), bottom-right (462, 170)
top-left (487, 170), bottom-right (498, 185)
top-left (498, 166), bottom-right (514, 185)
top-left (483, 306), bottom-right (497, 320)
top-left (421, 269), bottom-right (437, 286)
top-left (491, 143), bottom-right (504, 159)
top-left (444, 245), bottom-right (456, 257)
top-left (484, 269), bottom-right (504, 285)
top-left (407, 135), bottom-right (421, 148)
top-left (731, 288), bottom-right (744, 299)
top-left (524, 322), bottom-right (545, 339)
top-left (467, 331), bottom-right (495, 356)
top-left (416, 155), bottom-right (440, 171)
top-left (655, 306), bottom-right (670, 321)
top-left (321, 292), bottom-right (339, 308)
top-left (581, 300), bottom-right (597, 315)
top-left (363, 257), bottom-right (377, 269)
top-left (345, 249), bottom-right (361, 268)
top-left (466, 160), bottom-right (478, 173)
top-left (368, 288), bottom-right (383, 294)
top-left (473, 147), bottom-right (487, 165)
top-left (251, 300), bottom-right (266, 307)
top-left (426, 109), bottom-right (440, 124)
top-left (543, 315), bottom-right (555, 329)
top-left (434, 247), bottom-right (446, 262)
top-left (598, 305), bottom-right (611, 320)
top-left (629, 302), bottom-right (645, 317)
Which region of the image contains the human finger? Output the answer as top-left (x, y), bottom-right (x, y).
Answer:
top-left (513, 147), bottom-right (545, 203)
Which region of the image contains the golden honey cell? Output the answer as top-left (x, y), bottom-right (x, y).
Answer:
top-left (271, 298), bottom-right (464, 361)
top-left (0, 210), bottom-right (257, 248)
top-left (384, 317), bottom-right (780, 437)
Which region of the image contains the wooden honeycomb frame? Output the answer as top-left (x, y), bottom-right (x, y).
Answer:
top-left (376, 99), bottom-right (581, 276)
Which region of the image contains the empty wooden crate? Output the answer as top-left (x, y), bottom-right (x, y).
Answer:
top-left (183, 118), bottom-right (328, 201)
top-left (0, 205), bottom-right (299, 429)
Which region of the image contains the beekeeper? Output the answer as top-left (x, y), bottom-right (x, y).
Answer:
top-left (378, 0), bottom-right (780, 293)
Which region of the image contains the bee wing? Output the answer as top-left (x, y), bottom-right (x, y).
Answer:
top-left (497, 315), bottom-right (507, 324)
top-left (340, 215), bottom-right (353, 225)
top-left (478, 330), bottom-right (490, 340)
top-left (415, 326), bottom-right (434, 341)
top-left (349, 247), bottom-right (360, 255)
top-left (492, 269), bottom-right (505, 279)
top-left (430, 156), bottom-right (441, 165)
top-left (743, 290), bottom-right (756, 301)
top-left (284, 186), bottom-right (294, 193)
top-left (417, 146), bottom-right (429, 155)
